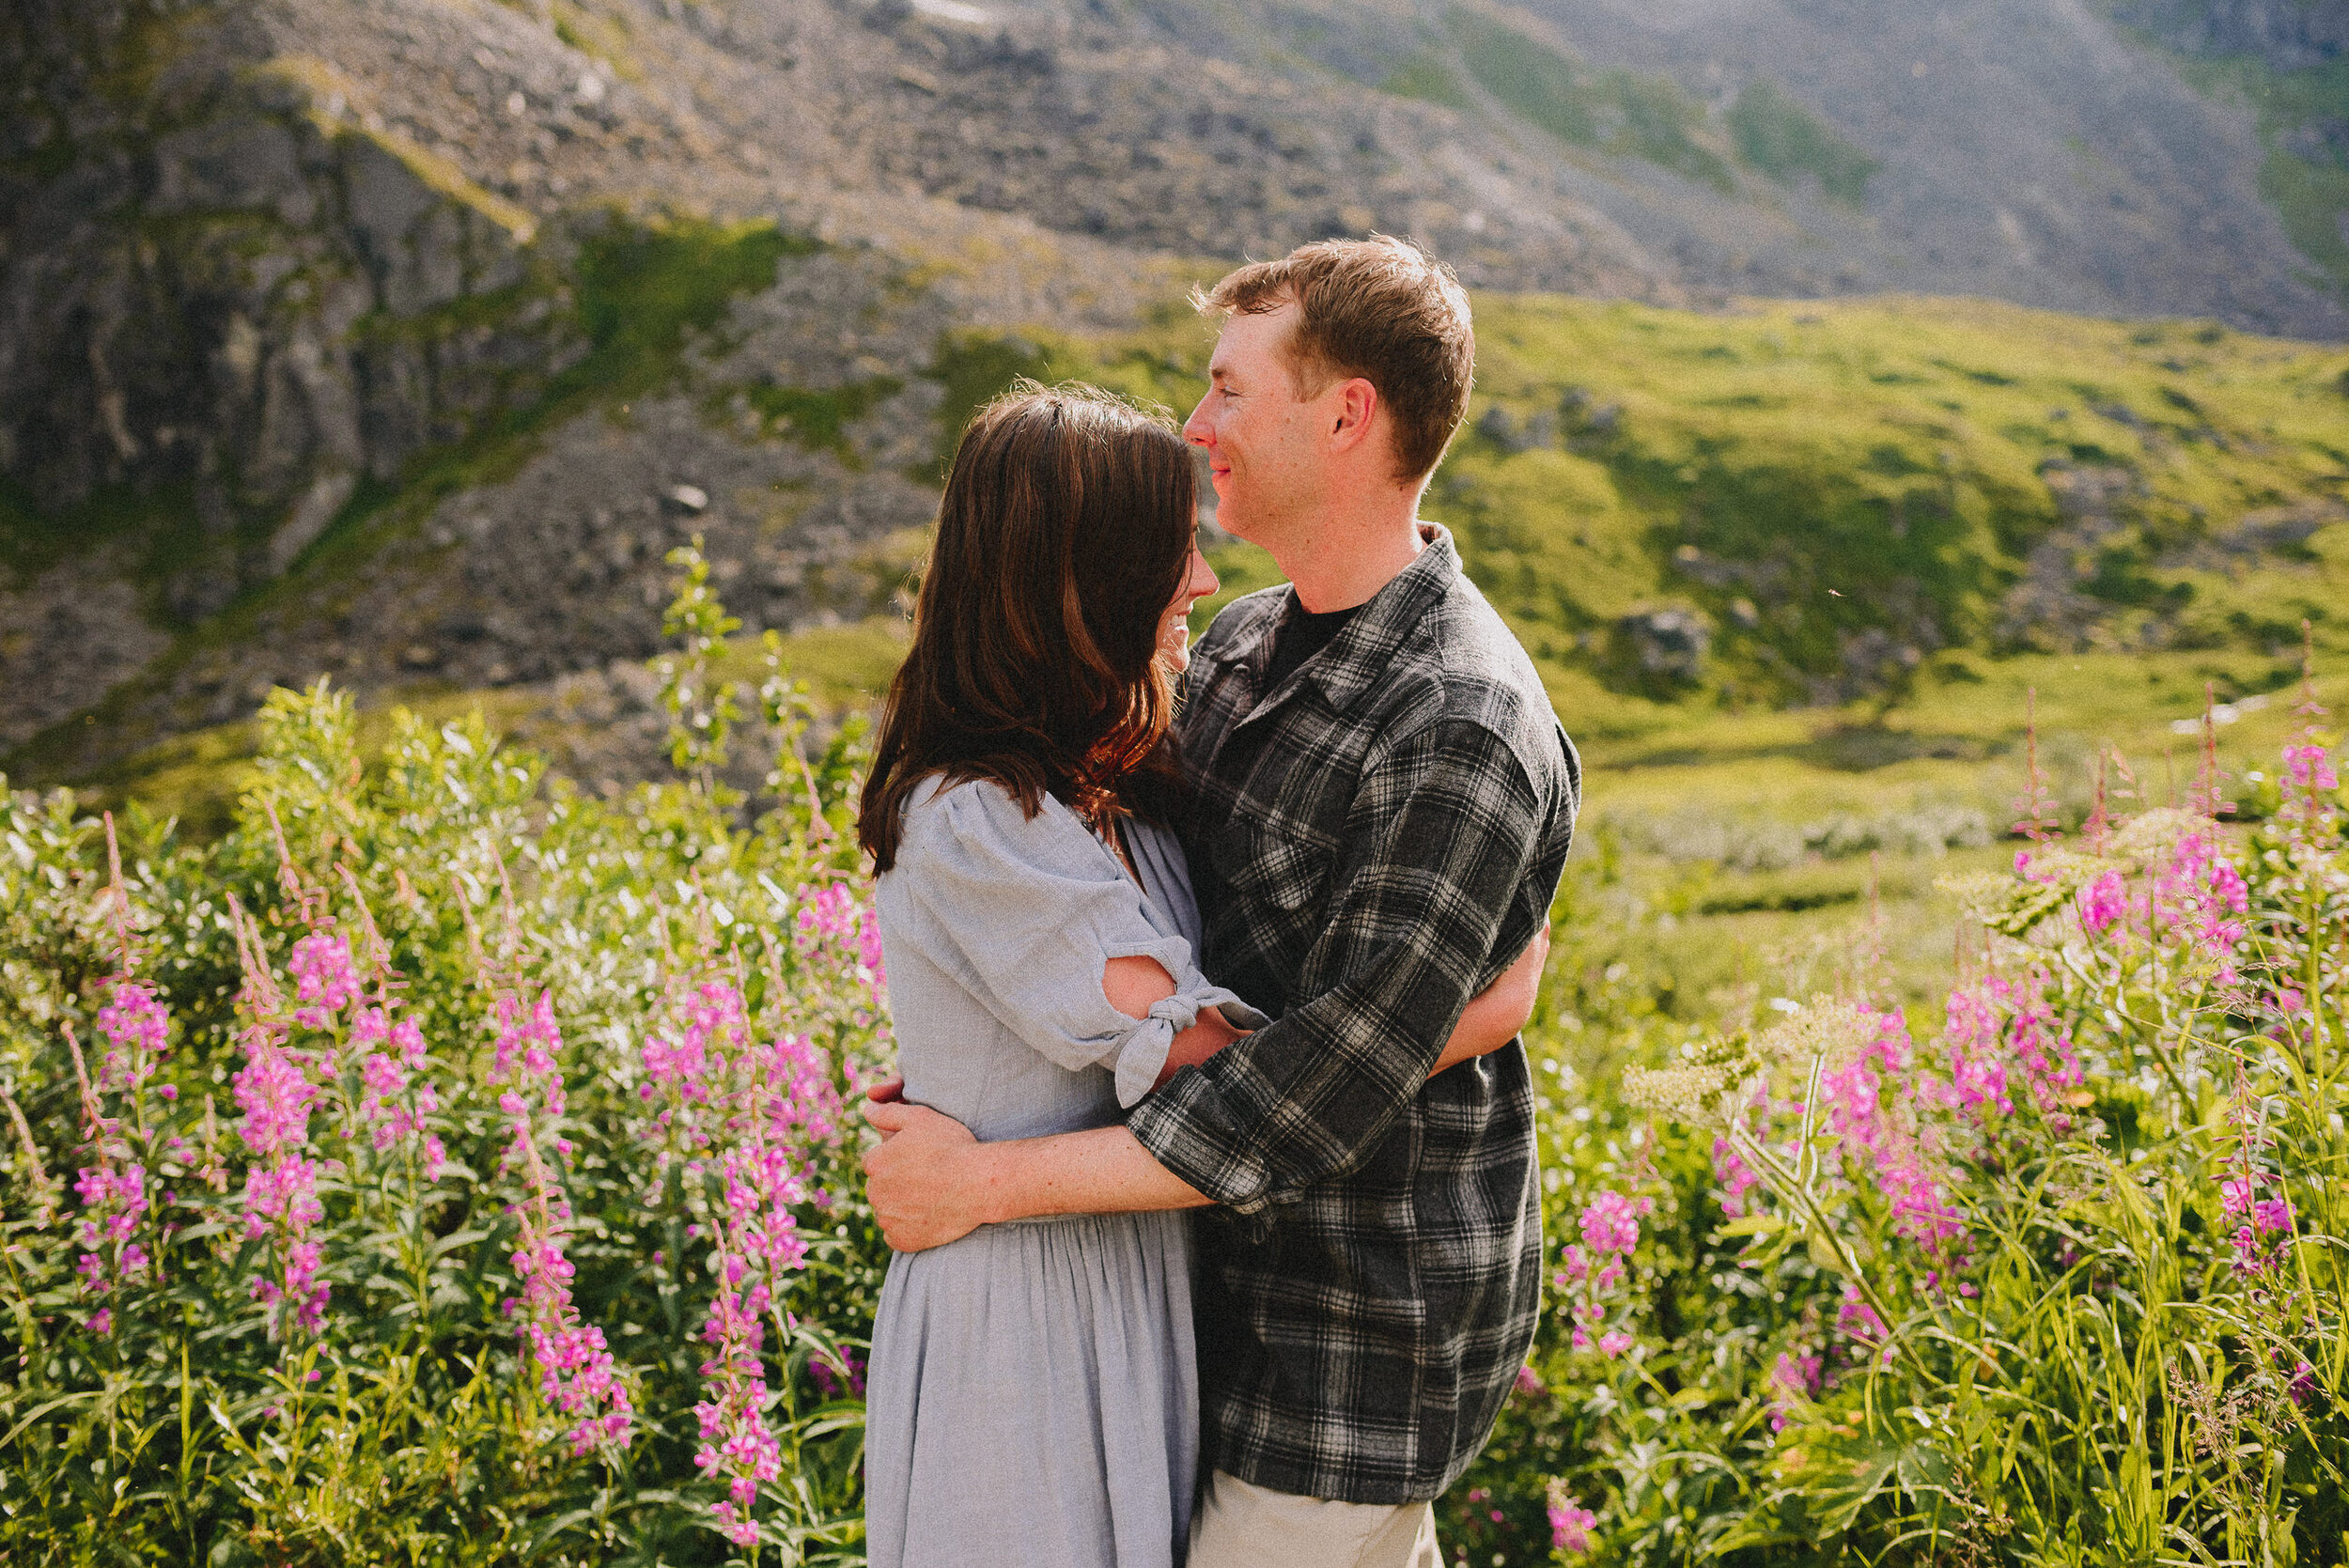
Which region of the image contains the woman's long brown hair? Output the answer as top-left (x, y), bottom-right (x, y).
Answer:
top-left (858, 382), bottom-right (1196, 871)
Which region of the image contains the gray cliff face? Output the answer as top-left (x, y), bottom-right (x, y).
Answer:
top-left (0, 3), bottom-right (579, 624)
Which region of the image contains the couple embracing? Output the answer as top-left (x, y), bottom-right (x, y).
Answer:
top-left (855, 236), bottom-right (1581, 1568)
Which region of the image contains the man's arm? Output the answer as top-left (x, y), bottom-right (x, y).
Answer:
top-left (862, 719), bottom-right (1553, 1249)
top-left (1124, 716), bottom-right (1547, 1213)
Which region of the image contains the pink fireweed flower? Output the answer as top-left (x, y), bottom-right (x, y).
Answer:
top-left (751, 1031), bottom-right (845, 1153)
top-left (96, 982), bottom-right (170, 1093)
top-left (1578, 1190), bottom-right (1646, 1256)
top-left (796, 880), bottom-right (887, 993)
top-left (1944, 976), bottom-right (2083, 1125)
top-left (72, 1163), bottom-right (148, 1247)
top-left (2282, 743), bottom-right (2340, 795)
top-left (2155, 833), bottom-right (2250, 981)
top-left (2221, 1172), bottom-right (2295, 1240)
top-left (643, 982), bottom-right (754, 1115)
top-left (1545, 1482), bottom-right (1597, 1555)
top-left (1837, 1287), bottom-right (1886, 1341)
top-left (2076, 870), bottom-right (2126, 935)
top-left (351, 1007), bottom-right (441, 1163)
top-left (809, 1346), bottom-right (868, 1402)
top-left (235, 1043), bottom-right (319, 1161)
top-left (694, 1279), bottom-right (783, 1546)
top-left (288, 933), bottom-right (360, 1030)
top-left (493, 989), bottom-right (632, 1454)
top-left (2230, 1225), bottom-right (2272, 1277)
top-left (2278, 739), bottom-right (2343, 847)
top-left (251, 1237), bottom-right (329, 1333)
top-left (1558, 1190), bottom-right (1646, 1357)
top-left (1513, 1363), bottom-right (1547, 1400)
top-left (70, 1151), bottom-right (150, 1310)
top-left (231, 998), bottom-right (332, 1338)
top-left (1712, 1136), bottom-right (1761, 1218)
top-left (1767, 1349), bottom-right (1823, 1431)
top-left (1820, 1010), bottom-right (1965, 1249)
top-left (1836, 1284), bottom-right (1892, 1367)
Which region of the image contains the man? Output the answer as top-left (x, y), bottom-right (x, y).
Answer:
top-left (863, 235), bottom-right (1579, 1567)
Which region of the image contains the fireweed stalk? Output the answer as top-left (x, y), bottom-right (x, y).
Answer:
top-left (61, 1023), bottom-right (147, 1337)
top-left (227, 898), bottom-right (330, 1340)
top-left (493, 989), bottom-right (632, 1455)
top-left (641, 970), bottom-right (846, 1548)
top-left (334, 873), bottom-right (446, 1179)
top-left (1555, 1188), bottom-right (1648, 1358)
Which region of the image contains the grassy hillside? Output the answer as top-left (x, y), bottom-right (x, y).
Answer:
top-left (924, 289), bottom-right (2349, 1025)
top-left (26, 287), bottom-right (2349, 1035)
top-left (992, 289), bottom-right (2349, 705)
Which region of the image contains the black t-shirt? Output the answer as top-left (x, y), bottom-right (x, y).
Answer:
top-left (1261, 599), bottom-right (1360, 694)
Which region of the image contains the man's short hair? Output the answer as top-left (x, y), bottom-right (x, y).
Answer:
top-left (1195, 235), bottom-right (1474, 484)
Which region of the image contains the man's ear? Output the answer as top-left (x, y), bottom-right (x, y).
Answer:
top-left (1327, 377), bottom-right (1379, 456)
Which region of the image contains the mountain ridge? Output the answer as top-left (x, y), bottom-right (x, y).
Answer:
top-left (4, 0), bottom-right (2347, 792)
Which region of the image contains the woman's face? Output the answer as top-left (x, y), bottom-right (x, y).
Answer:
top-left (1157, 543), bottom-right (1221, 673)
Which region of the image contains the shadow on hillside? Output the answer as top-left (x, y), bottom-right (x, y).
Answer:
top-left (1616, 722), bottom-right (2011, 773)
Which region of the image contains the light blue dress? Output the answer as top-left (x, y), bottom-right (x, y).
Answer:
top-left (863, 777), bottom-right (1263, 1568)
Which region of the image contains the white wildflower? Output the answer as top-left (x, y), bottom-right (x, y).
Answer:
top-left (1620, 1063), bottom-right (1730, 1121)
top-left (1752, 996), bottom-right (1878, 1069)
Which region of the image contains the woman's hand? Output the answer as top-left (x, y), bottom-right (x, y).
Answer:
top-left (1430, 920), bottom-right (1548, 1077)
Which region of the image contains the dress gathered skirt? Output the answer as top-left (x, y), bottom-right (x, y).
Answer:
top-left (865, 1212), bottom-right (1199, 1568)
top-left (862, 778), bottom-right (1261, 1568)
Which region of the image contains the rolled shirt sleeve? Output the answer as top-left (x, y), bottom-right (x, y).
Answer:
top-left (1127, 717), bottom-right (1543, 1210)
top-left (895, 781), bottom-right (1266, 1109)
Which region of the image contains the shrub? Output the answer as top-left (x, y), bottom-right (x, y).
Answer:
top-left (0, 548), bottom-right (892, 1566)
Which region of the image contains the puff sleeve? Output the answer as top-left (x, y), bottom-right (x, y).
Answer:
top-left (891, 781), bottom-right (1266, 1108)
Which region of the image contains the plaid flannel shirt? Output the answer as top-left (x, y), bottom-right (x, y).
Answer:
top-left (1127, 525), bottom-right (1579, 1504)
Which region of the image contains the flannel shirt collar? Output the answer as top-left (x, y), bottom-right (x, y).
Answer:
top-left (1244, 522), bottom-right (1461, 724)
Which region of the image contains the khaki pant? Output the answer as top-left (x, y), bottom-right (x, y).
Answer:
top-left (1187, 1469), bottom-right (1441, 1568)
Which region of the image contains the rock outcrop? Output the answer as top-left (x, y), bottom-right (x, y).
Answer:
top-left (1, 4), bottom-right (582, 620)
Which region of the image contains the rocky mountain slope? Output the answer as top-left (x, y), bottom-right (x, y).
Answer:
top-left (2, 0), bottom-right (2345, 793)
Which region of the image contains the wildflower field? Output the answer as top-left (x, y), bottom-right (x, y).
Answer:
top-left (4, 562), bottom-right (2347, 1564)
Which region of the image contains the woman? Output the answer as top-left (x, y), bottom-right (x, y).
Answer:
top-left (857, 384), bottom-right (1540, 1568)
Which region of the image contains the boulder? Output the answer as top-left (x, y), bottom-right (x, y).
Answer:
top-left (1616, 606), bottom-right (1711, 681)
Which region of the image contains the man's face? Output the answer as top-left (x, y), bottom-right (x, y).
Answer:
top-left (1182, 303), bottom-right (1337, 546)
